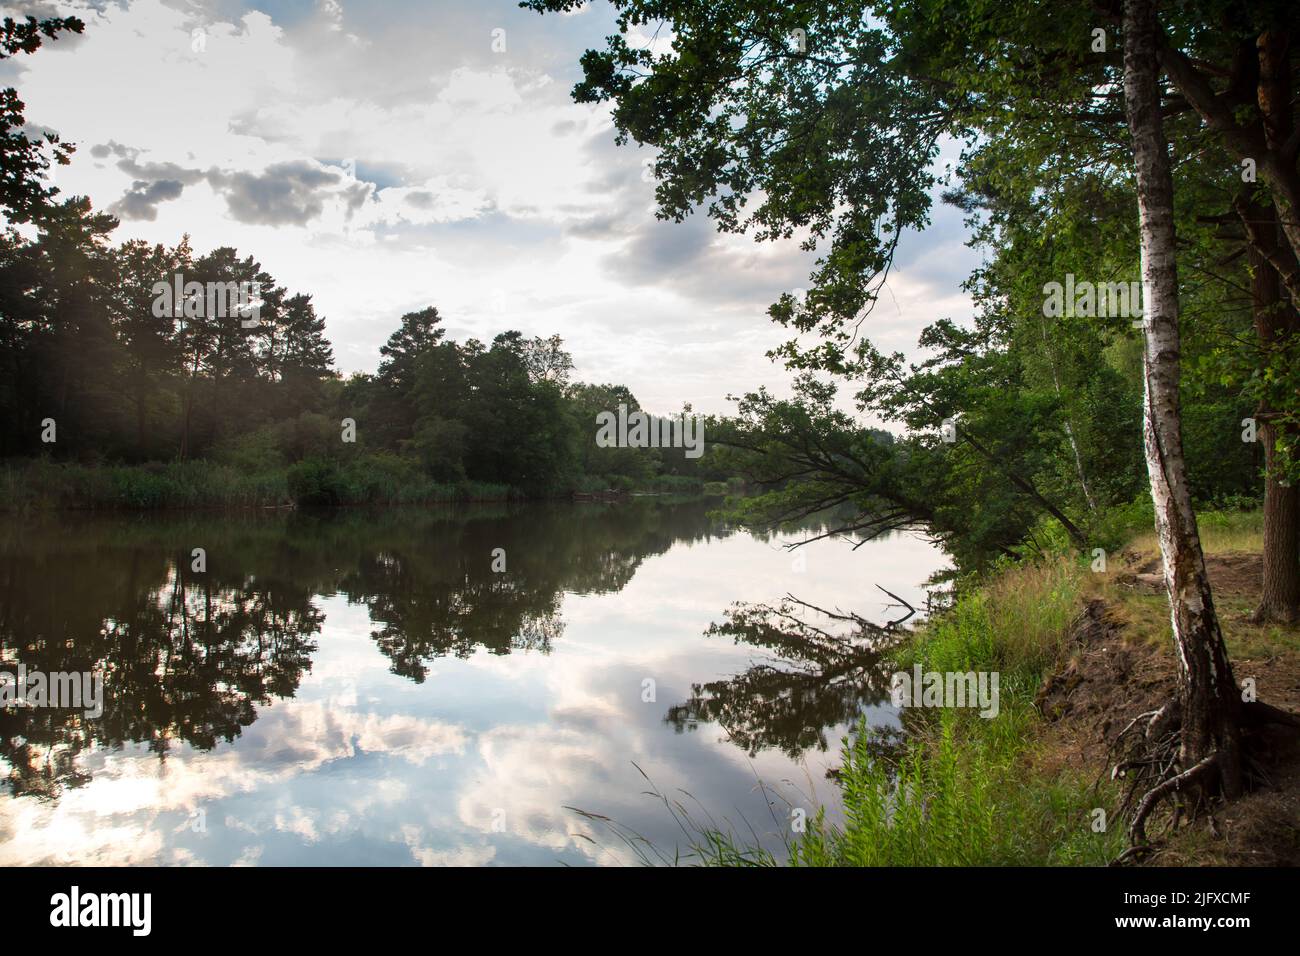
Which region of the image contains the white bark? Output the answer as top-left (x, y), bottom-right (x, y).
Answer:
top-left (1123, 0), bottom-right (1241, 790)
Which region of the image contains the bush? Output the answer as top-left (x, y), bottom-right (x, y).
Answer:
top-left (0, 459), bottom-right (291, 510)
top-left (287, 458), bottom-right (347, 507)
top-left (111, 468), bottom-right (169, 508)
top-left (211, 426), bottom-right (288, 473)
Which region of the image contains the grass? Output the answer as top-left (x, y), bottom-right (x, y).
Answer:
top-left (1125, 507), bottom-right (1264, 555)
top-left (0, 458), bottom-right (289, 510)
top-left (1091, 505), bottom-right (1300, 660)
top-left (780, 558), bottom-right (1124, 866)
top-left (0, 455), bottom-right (515, 511)
top-left (1, 456), bottom-right (728, 511)
top-left (900, 559), bottom-right (1084, 678)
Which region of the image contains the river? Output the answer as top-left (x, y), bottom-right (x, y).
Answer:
top-left (0, 500), bottom-right (946, 865)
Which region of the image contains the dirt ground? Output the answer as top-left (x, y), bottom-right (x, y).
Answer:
top-left (1031, 551), bottom-right (1300, 865)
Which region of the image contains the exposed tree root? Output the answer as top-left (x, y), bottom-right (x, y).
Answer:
top-left (1249, 603), bottom-right (1300, 626)
top-left (1107, 695), bottom-right (1300, 863)
top-left (1242, 699), bottom-right (1300, 730)
top-left (1128, 752), bottom-right (1219, 844)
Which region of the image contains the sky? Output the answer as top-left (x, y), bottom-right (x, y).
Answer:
top-left (2, 0), bottom-right (980, 416)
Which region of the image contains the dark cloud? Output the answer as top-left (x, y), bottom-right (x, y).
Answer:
top-left (1, 3), bottom-right (89, 53)
top-left (560, 121), bottom-right (819, 312)
top-left (207, 161), bottom-right (345, 226)
top-left (18, 120), bottom-right (59, 141)
top-left (95, 144), bottom-right (203, 213)
top-left (340, 181), bottom-right (372, 216)
top-left (116, 157), bottom-right (207, 186)
top-left (607, 214), bottom-right (714, 281)
top-left (598, 211), bottom-right (813, 315)
top-left (565, 211), bottom-right (629, 240)
top-left (90, 141), bottom-right (137, 160)
top-left (887, 199), bottom-right (980, 291)
top-left (581, 140), bottom-right (646, 196)
top-left (100, 146), bottom-right (375, 226)
top-left (560, 135), bottom-right (659, 239)
top-left (108, 179), bottom-right (185, 221)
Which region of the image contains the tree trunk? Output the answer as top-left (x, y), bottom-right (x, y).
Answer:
top-left (1254, 28), bottom-right (1300, 286)
top-left (1258, 430), bottom-right (1300, 623)
top-left (1250, 29), bottom-right (1300, 623)
top-left (1124, 0), bottom-right (1243, 796)
top-left (134, 376), bottom-right (148, 457)
top-left (1038, 313), bottom-right (1097, 512)
top-left (1245, 197), bottom-right (1300, 623)
top-left (180, 388), bottom-right (192, 461)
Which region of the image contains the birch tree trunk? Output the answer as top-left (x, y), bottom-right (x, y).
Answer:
top-left (1123, 0), bottom-right (1243, 798)
top-left (1038, 314), bottom-right (1097, 513)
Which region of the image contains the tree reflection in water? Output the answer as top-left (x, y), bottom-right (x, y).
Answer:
top-left (0, 501), bottom-right (719, 799)
top-left (666, 588), bottom-right (917, 759)
top-left (0, 502), bottom-right (931, 806)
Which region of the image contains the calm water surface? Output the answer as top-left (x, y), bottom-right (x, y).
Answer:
top-left (0, 501), bottom-right (946, 865)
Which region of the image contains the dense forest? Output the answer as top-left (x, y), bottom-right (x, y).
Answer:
top-left (572, 0), bottom-right (1288, 583)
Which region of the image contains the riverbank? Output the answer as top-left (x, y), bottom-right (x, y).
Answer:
top-left (0, 457), bottom-right (732, 511)
top-left (0, 456), bottom-right (509, 510)
top-left (705, 509), bottom-right (1300, 866)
